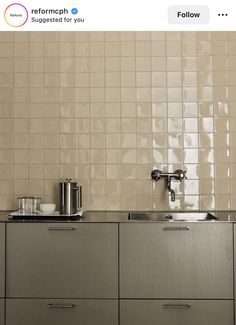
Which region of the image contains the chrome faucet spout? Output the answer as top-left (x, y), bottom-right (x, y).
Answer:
top-left (167, 177), bottom-right (175, 202)
top-left (170, 190), bottom-right (175, 202)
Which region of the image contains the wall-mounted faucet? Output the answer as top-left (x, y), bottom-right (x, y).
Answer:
top-left (151, 169), bottom-right (187, 202)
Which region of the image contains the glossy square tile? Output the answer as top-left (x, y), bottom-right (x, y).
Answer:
top-left (183, 118), bottom-right (198, 133)
top-left (121, 134), bottom-right (136, 148)
top-left (152, 148), bottom-right (167, 163)
top-left (152, 103), bottom-right (167, 117)
top-left (151, 42), bottom-right (166, 56)
top-left (199, 102), bottom-right (213, 117)
top-left (167, 57), bottom-right (181, 71)
top-left (200, 196), bottom-right (215, 210)
top-left (75, 134), bottom-right (90, 148)
top-left (182, 57), bottom-right (197, 71)
top-left (136, 57), bottom-right (151, 72)
top-left (14, 165), bottom-right (27, 179)
top-left (122, 180), bottom-right (137, 195)
top-left (197, 40), bottom-right (212, 56)
top-left (167, 88), bottom-right (182, 102)
top-left (121, 88), bottom-right (136, 102)
top-left (152, 133), bottom-right (167, 148)
top-left (137, 118), bottom-right (152, 133)
top-left (91, 119), bottom-right (105, 133)
top-left (60, 134), bottom-right (74, 149)
top-left (75, 149), bottom-right (90, 164)
top-left (167, 42), bottom-right (181, 56)
top-left (199, 133), bottom-right (214, 147)
top-left (121, 57), bottom-right (135, 71)
top-left (184, 149), bottom-right (199, 163)
top-left (91, 134), bottom-right (105, 148)
top-left (29, 134), bottom-right (43, 149)
top-left (91, 149), bottom-right (105, 164)
top-left (137, 134), bottom-right (152, 148)
top-left (106, 72), bottom-right (120, 87)
top-left (215, 164), bottom-right (230, 178)
top-left (151, 57), bottom-right (166, 71)
top-left (184, 195), bottom-right (199, 210)
top-left (120, 42), bottom-right (135, 56)
top-left (182, 41), bottom-right (197, 56)
top-left (199, 148), bottom-right (214, 163)
top-left (184, 134), bottom-right (198, 148)
top-left (168, 118), bottom-right (182, 132)
top-left (106, 103), bottom-right (121, 118)
top-left (106, 149), bottom-right (121, 164)
top-left (137, 103), bottom-right (152, 117)
top-left (152, 87), bottom-right (166, 102)
top-left (152, 118), bottom-right (167, 132)
top-left (215, 148), bottom-right (230, 163)
top-left (152, 72), bottom-right (166, 87)
top-left (199, 118), bottom-right (214, 132)
top-left (121, 164), bottom-right (136, 179)
top-left (106, 164), bottom-right (121, 179)
top-left (121, 149), bottom-right (137, 163)
top-left (168, 133), bottom-right (183, 148)
top-left (168, 149), bottom-right (183, 163)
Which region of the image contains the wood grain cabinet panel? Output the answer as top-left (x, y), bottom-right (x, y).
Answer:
top-left (6, 223), bottom-right (118, 298)
top-left (6, 299), bottom-right (118, 325)
top-left (120, 300), bottom-right (233, 325)
top-left (120, 223), bottom-right (233, 299)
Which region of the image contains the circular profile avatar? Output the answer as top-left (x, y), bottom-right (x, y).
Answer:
top-left (4, 3), bottom-right (28, 27)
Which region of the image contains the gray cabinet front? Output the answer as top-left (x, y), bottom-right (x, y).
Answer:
top-left (0, 224), bottom-right (5, 298)
top-left (120, 223), bottom-right (233, 299)
top-left (0, 299), bottom-right (4, 325)
top-left (6, 299), bottom-right (118, 325)
top-left (120, 300), bottom-right (233, 325)
top-left (6, 223), bottom-right (118, 298)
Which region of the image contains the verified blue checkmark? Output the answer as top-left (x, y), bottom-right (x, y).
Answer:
top-left (71, 8), bottom-right (78, 15)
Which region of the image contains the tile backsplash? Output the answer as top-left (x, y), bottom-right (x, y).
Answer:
top-left (0, 31), bottom-right (236, 211)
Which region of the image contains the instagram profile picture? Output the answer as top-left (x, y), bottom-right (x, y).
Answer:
top-left (4, 3), bottom-right (28, 27)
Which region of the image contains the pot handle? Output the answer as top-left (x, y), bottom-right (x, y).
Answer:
top-left (74, 186), bottom-right (82, 209)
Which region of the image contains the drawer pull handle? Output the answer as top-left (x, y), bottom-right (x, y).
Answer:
top-left (48, 227), bottom-right (76, 231)
top-left (162, 304), bottom-right (191, 309)
top-left (48, 304), bottom-right (76, 309)
top-left (162, 226), bottom-right (190, 231)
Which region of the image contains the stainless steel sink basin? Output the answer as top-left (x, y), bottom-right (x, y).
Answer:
top-left (128, 212), bottom-right (217, 221)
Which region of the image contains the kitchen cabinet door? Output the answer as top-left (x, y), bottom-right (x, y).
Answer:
top-left (120, 223), bottom-right (233, 298)
top-left (0, 299), bottom-right (4, 325)
top-left (120, 300), bottom-right (233, 325)
top-left (6, 223), bottom-right (118, 298)
top-left (6, 299), bottom-right (118, 325)
top-left (0, 224), bottom-right (5, 298)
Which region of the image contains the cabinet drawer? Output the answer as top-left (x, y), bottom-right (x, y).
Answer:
top-left (6, 299), bottom-right (118, 325)
top-left (6, 223), bottom-right (118, 298)
top-left (0, 224), bottom-right (5, 298)
top-left (120, 300), bottom-right (233, 325)
top-left (120, 223), bottom-right (233, 299)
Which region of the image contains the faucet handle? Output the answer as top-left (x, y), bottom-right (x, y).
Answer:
top-left (151, 169), bottom-right (162, 182)
top-left (174, 169), bottom-right (187, 182)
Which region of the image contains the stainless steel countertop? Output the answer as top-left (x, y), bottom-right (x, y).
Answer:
top-left (0, 210), bottom-right (236, 223)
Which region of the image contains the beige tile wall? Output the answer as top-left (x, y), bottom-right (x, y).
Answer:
top-left (0, 31), bottom-right (236, 211)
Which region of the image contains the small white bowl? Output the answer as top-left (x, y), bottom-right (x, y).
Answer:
top-left (40, 204), bottom-right (56, 214)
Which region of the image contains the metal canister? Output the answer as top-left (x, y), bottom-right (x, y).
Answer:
top-left (59, 179), bottom-right (82, 215)
top-left (18, 197), bottom-right (41, 214)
